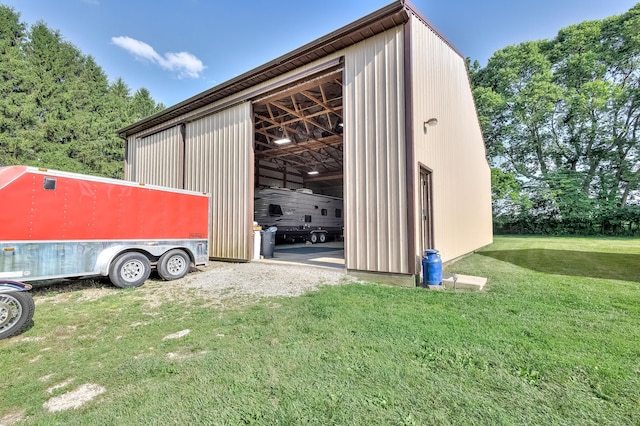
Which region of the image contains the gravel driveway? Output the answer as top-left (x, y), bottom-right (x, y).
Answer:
top-left (33, 259), bottom-right (359, 309)
top-left (182, 260), bottom-right (357, 298)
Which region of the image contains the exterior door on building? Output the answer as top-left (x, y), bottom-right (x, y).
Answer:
top-left (420, 167), bottom-right (434, 253)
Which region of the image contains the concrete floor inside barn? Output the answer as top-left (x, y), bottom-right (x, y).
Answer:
top-left (260, 241), bottom-right (345, 270)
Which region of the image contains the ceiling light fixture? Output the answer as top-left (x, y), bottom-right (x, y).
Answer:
top-left (274, 138), bottom-right (291, 145)
top-left (308, 171), bottom-right (319, 175)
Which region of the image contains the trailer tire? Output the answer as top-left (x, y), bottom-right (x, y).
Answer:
top-left (157, 249), bottom-right (190, 281)
top-left (310, 233), bottom-right (318, 244)
top-left (318, 233), bottom-right (327, 243)
top-left (109, 252), bottom-right (151, 288)
top-left (0, 292), bottom-right (35, 340)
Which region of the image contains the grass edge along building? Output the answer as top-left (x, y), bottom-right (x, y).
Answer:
top-left (118, 0), bottom-right (493, 286)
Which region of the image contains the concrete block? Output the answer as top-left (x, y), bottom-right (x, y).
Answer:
top-left (442, 274), bottom-right (486, 291)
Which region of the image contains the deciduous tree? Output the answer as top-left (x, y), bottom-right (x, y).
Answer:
top-left (472, 3), bottom-right (640, 234)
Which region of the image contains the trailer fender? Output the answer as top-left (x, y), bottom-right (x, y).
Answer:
top-left (95, 245), bottom-right (156, 276)
top-left (96, 245), bottom-right (196, 276)
top-left (0, 281), bottom-right (35, 340)
top-left (0, 280), bottom-right (32, 293)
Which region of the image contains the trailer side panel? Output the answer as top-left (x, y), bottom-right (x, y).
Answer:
top-left (254, 188), bottom-right (343, 241)
top-left (0, 166), bottom-right (210, 284)
top-left (0, 167), bottom-right (208, 241)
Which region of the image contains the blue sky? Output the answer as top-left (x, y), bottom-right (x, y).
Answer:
top-left (2, 0), bottom-right (638, 107)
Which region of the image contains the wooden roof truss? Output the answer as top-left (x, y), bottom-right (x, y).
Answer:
top-left (254, 76), bottom-right (343, 179)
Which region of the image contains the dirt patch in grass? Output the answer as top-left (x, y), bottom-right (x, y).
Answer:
top-left (32, 279), bottom-right (118, 305)
top-left (42, 383), bottom-right (106, 413)
top-left (46, 378), bottom-right (75, 394)
top-left (162, 329), bottom-right (190, 340)
top-left (0, 409), bottom-right (26, 426)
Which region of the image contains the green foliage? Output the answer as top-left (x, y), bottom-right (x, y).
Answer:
top-left (0, 5), bottom-right (164, 178)
top-left (472, 4), bottom-right (640, 235)
top-left (491, 168), bottom-right (522, 202)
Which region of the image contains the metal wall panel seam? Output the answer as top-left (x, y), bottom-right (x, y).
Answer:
top-left (345, 26), bottom-right (407, 274)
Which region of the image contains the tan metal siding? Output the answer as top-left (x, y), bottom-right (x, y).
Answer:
top-left (410, 14), bottom-right (493, 263)
top-left (125, 126), bottom-right (182, 187)
top-left (124, 136), bottom-right (134, 180)
top-left (344, 27), bottom-right (408, 274)
top-left (184, 102), bottom-right (253, 261)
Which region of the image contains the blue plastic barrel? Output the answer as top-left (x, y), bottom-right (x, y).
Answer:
top-left (422, 249), bottom-right (442, 286)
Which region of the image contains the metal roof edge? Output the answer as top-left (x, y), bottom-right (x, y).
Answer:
top-left (118, 1), bottom-right (408, 138)
top-left (119, 0), bottom-right (470, 138)
top-left (403, 0), bottom-right (464, 59)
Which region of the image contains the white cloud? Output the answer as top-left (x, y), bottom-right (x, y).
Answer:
top-left (111, 36), bottom-right (205, 79)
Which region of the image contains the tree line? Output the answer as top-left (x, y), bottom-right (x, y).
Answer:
top-left (2, 3), bottom-right (639, 236)
top-left (0, 4), bottom-right (164, 178)
top-left (470, 3), bottom-right (640, 236)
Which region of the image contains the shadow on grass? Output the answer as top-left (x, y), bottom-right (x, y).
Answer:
top-left (29, 277), bottom-right (113, 295)
top-left (478, 249), bottom-right (640, 283)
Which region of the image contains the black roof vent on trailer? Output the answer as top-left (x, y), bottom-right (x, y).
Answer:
top-left (43, 177), bottom-right (56, 190)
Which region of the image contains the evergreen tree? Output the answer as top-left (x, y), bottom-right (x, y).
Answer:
top-left (0, 4), bottom-right (165, 177)
top-left (0, 5), bottom-right (28, 167)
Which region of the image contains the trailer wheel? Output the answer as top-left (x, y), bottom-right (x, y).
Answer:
top-left (0, 292), bottom-right (35, 340)
top-left (109, 252), bottom-right (151, 288)
top-left (157, 249), bottom-right (190, 281)
top-left (309, 233), bottom-right (319, 244)
top-left (318, 233), bottom-right (327, 243)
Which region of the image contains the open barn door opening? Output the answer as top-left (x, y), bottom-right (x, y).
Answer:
top-left (252, 71), bottom-right (345, 269)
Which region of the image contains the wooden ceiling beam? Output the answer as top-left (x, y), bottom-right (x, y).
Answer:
top-left (253, 73), bottom-right (344, 175)
top-left (270, 100), bottom-right (340, 138)
top-left (293, 95), bottom-right (312, 136)
top-left (256, 144), bottom-right (337, 160)
top-left (254, 112), bottom-right (337, 152)
top-left (318, 146), bottom-right (343, 165)
top-left (254, 106), bottom-right (343, 132)
top-left (300, 90), bottom-right (343, 120)
top-left (253, 71), bottom-right (343, 106)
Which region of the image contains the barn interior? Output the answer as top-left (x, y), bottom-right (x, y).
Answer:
top-left (252, 71), bottom-right (345, 268)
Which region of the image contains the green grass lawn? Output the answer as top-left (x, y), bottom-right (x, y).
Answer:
top-left (1, 236), bottom-right (639, 425)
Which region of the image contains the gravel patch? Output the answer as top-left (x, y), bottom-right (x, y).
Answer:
top-left (182, 261), bottom-right (358, 298)
top-left (29, 260), bottom-right (361, 311)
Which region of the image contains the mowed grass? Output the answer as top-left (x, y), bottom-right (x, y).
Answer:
top-left (1, 236), bottom-right (639, 425)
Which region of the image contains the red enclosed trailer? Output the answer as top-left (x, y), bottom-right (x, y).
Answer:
top-left (0, 166), bottom-right (209, 288)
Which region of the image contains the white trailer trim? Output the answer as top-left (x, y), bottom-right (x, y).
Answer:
top-left (1, 239), bottom-right (208, 283)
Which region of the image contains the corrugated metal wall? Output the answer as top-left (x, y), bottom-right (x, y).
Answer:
top-left (410, 14), bottom-right (493, 263)
top-left (122, 56), bottom-right (343, 262)
top-left (344, 27), bottom-right (408, 274)
top-left (256, 160), bottom-right (304, 189)
top-left (184, 102), bottom-right (253, 260)
top-left (124, 126), bottom-right (182, 187)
